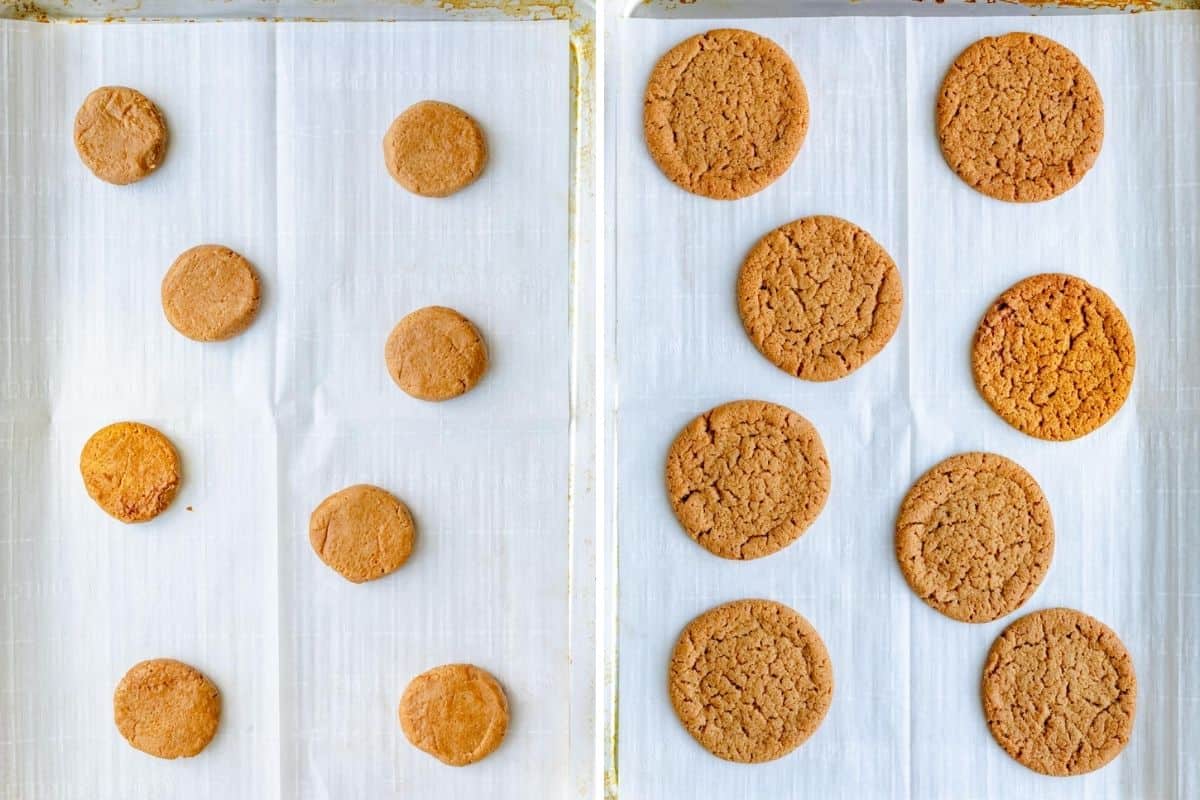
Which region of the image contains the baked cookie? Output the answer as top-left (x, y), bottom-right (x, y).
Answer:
top-left (309, 484), bottom-right (415, 583)
top-left (161, 245), bottom-right (262, 342)
top-left (973, 273), bottom-right (1134, 441)
top-left (738, 215), bottom-right (903, 381)
top-left (399, 663), bottom-right (509, 766)
top-left (896, 452), bottom-right (1053, 623)
top-left (644, 29), bottom-right (808, 200)
top-left (385, 306), bottom-right (488, 402)
top-left (937, 33), bottom-right (1103, 202)
top-left (383, 100), bottom-right (487, 197)
top-left (983, 608), bottom-right (1136, 776)
top-left (80, 421), bottom-right (181, 523)
top-left (669, 599), bottom-right (833, 763)
top-left (74, 86), bottom-right (168, 185)
top-left (666, 400), bottom-right (829, 560)
top-left (113, 658), bottom-right (221, 759)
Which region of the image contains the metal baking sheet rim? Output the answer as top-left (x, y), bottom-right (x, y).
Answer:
top-left (0, 3), bottom-right (598, 798)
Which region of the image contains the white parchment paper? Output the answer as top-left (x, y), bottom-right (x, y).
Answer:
top-left (0, 19), bottom-right (570, 800)
top-left (615, 15), bottom-right (1199, 799)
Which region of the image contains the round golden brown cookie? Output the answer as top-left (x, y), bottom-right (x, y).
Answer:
top-left (982, 608), bottom-right (1136, 776)
top-left (669, 599), bottom-right (833, 763)
top-left (113, 658), bottom-right (221, 759)
top-left (309, 484), bottom-right (415, 583)
top-left (973, 273), bottom-right (1134, 441)
top-left (738, 215), bottom-right (903, 381)
top-left (896, 452), bottom-right (1053, 623)
top-left (161, 245), bottom-right (262, 342)
top-left (80, 421), bottom-right (181, 523)
top-left (937, 33), bottom-right (1103, 202)
top-left (383, 100), bottom-right (487, 197)
top-left (666, 400), bottom-right (829, 560)
top-left (399, 663), bottom-right (509, 766)
top-left (74, 86), bottom-right (168, 185)
top-left (644, 29), bottom-right (808, 200)
top-left (385, 306), bottom-right (488, 402)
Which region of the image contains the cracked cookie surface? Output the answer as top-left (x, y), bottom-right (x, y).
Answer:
top-left (644, 28), bottom-right (808, 200)
top-left (937, 32), bottom-right (1103, 202)
top-left (399, 663), bottom-right (509, 766)
top-left (309, 484), bottom-right (415, 583)
top-left (384, 100), bottom-right (487, 198)
top-left (162, 245), bottom-right (261, 342)
top-left (80, 421), bottom-right (181, 523)
top-left (113, 658), bottom-right (221, 759)
top-left (982, 608), bottom-right (1136, 776)
top-left (74, 86), bottom-right (168, 185)
top-left (973, 273), bottom-right (1134, 441)
top-left (385, 305), bottom-right (488, 401)
top-left (738, 215), bottom-right (903, 381)
top-left (668, 599), bottom-right (833, 763)
top-left (666, 400), bottom-right (829, 560)
top-left (896, 452), bottom-right (1053, 623)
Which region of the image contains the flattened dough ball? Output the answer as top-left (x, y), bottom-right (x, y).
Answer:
top-left (309, 484), bottom-right (415, 583)
top-left (644, 29), bottom-right (808, 200)
top-left (384, 100), bottom-right (487, 197)
top-left (973, 273), bottom-right (1134, 441)
top-left (113, 658), bottom-right (221, 759)
top-left (669, 599), bottom-right (833, 763)
top-left (74, 86), bottom-right (168, 185)
top-left (399, 663), bottom-right (509, 766)
top-left (738, 215), bottom-right (903, 381)
top-left (162, 245), bottom-right (262, 342)
top-left (896, 452), bottom-right (1053, 623)
top-left (937, 33), bottom-right (1103, 202)
top-left (983, 608), bottom-right (1136, 776)
top-left (666, 400), bottom-right (830, 560)
top-left (385, 306), bottom-right (488, 402)
top-left (80, 421), bottom-right (181, 523)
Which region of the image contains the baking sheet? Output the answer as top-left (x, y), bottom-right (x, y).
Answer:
top-left (614, 14), bottom-right (1199, 799)
top-left (0, 19), bottom-right (571, 799)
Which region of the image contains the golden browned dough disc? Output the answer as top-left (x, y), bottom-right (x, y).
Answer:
top-left (383, 100), bottom-right (487, 197)
top-left (937, 33), bottom-right (1103, 202)
top-left (161, 245), bottom-right (262, 342)
top-left (399, 663), bottom-right (509, 766)
top-left (80, 421), bottom-right (181, 523)
top-left (644, 29), bottom-right (808, 200)
top-left (983, 608), bottom-right (1136, 776)
top-left (74, 86), bottom-right (168, 185)
top-left (113, 658), bottom-right (221, 759)
top-left (973, 273), bottom-right (1134, 441)
top-left (738, 215), bottom-right (903, 381)
top-left (669, 599), bottom-right (833, 763)
top-left (384, 305), bottom-right (488, 402)
top-left (896, 452), bottom-right (1053, 623)
top-left (309, 484), bottom-right (415, 583)
top-left (666, 400), bottom-right (829, 560)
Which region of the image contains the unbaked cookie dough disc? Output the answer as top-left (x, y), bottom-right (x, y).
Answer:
top-left (738, 215), bottom-right (903, 381)
top-left (399, 663), bottom-right (509, 766)
top-left (162, 245), bottom-right (262, 342)
top-left (982, 608), bottom-right (1136, 776)
top-left (113, 658), bottom-right (221, 759)
top-left (74, 86), bottom-right (168, 185)
top-left (669, 599), bottom-right (833, 763)
top-left (665, 400), bottom-right (829, 560)
top-left (80, 421), bottom-right (181, 523)
top-left (937, 32), bottom-right (1103, 202)
top-left (644, 28), bottom-right (808, 200)
top-left (385, 306), bottom-right (489, 402)
top-left (973, 273), bottom-right (1134, 441)
top-left (896, 452), bottom-right (1053, 623)
top-left (383, 100), bottom-right (487, 197)
top-left (309, 484), bottom-right (415, 583)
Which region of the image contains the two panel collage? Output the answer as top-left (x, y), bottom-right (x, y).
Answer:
top-left (0, 0), bottom-right (1196, 798)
